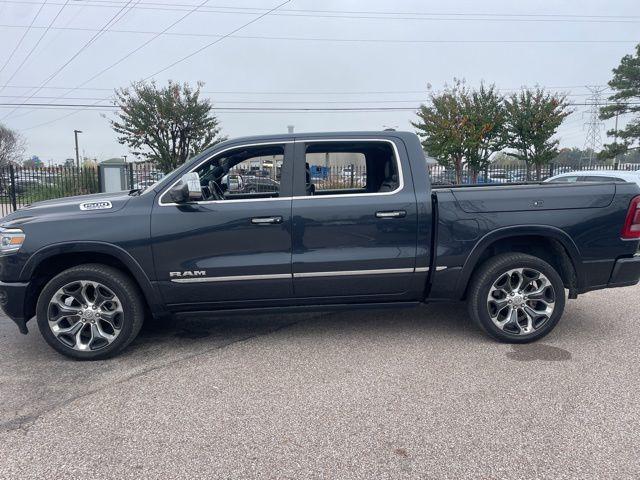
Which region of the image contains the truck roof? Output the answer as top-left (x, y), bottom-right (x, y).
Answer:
top-left (217, 130), bottom-right (418, 147)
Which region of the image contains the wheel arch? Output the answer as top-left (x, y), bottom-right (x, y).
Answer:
top-left (455, 225), bottom-right (581, 300)
top-left (21, 242), bottom-right (164, 320)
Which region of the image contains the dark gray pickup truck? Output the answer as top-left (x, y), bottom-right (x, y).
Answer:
top-left (1, 131), bottom-right (639, 359)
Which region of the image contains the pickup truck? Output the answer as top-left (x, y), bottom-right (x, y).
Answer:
top-left (1, 131), bottom-right (640, 360)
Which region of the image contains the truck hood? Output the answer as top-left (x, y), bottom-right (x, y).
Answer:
top-left (1, 191), bottom-right (132, 226)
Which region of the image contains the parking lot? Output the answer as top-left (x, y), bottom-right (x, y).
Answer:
top-left (1, 285), bottom-right (639, 480)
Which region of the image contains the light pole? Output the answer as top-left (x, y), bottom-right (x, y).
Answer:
top-left (74, 130), bottom-right (82, 168)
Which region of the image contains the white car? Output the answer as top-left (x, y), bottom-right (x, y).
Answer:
top-left (545, 170), bottom-right (640, 187)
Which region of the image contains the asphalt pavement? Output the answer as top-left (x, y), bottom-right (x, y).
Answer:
top-left (1, 285), bottom-right (639, 479)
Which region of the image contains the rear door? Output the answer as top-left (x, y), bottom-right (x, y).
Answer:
top-left (290, 137), bottom-right (418, 300)
top-left (151, 141), bottom-right (294, 308)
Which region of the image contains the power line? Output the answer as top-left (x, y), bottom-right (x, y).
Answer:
top-left (141, 0), bottom-right (287, 80)
top-left (0, 25), bottom-right (637, 44)
top-left (7, 0), bottom-right (213, 122)
top-left (0, 84), bottom-right (611, 93)
top-left (0, 0), bottom-right (48, 77)
top-left (0, 0), bottom-right (72, 97)
top-left (2, 1), bottom-right (640, 22)
top-left (0, 0), bottom-right (139, 121)
top-left (3, 101), bottom-right (638, 109)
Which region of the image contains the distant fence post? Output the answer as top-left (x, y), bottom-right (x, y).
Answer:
top-left (8, 164), bottom-right (17, 212)
top-left (128, 164), bottom-right (134, 189)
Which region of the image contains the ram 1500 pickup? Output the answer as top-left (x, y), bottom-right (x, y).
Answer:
top-left (1, 131), bottom-right (640, 359)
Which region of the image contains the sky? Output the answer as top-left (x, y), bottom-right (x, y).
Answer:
top-left (0, 0), bottom-right (638, 164)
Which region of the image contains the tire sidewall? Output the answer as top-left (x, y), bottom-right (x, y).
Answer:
top-left (36, 267), bottom-right (141, 360)
top-left (473, 255), bottom-right (566, 343)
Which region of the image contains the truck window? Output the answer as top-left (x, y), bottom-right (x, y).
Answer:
top-left (304, 141), bottom-right (399, 196)
top-left (195, 145), bottom-right (284, 200)
top-left (578, 175), bottom-right (622, 182)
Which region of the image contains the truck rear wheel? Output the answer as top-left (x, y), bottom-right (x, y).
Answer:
top-left (36, 264), bottom-right (145, 360)
top-left (467, 253), bottom-right (566, 343)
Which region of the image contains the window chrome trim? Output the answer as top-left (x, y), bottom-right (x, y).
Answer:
top-left (158, 138), bottom-right (405, 206)
top-left (158, 140), bottom-right (293, 206)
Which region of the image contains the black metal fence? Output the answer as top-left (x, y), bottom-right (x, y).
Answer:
top-left (2, 161), bottom-right (640, 217)
top-left (428, 162), bottom-right (640, 186)
top-left (0, 164), bottom-right (159, 217)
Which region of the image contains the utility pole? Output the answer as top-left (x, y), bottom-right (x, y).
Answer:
top-left (582, 86), bottom-right (607, 168)
top-left (74, 129), bottom-right (82, 169)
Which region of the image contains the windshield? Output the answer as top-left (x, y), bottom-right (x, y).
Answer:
top-left (139, 149), bottom-right (213, 195)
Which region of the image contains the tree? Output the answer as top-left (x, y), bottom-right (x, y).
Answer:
top-left (460, 83), bottom-right (506, 181)
top-left (412, 80), bottom-right (468, 183)
top-left (504, 88), bottom-right (570, 181)
top-left (110, 81), bottom-right (225, 173)
top-left (600, 44), bottom-right (640, 158)
top-left (0, 123), bottom-right (25, 167)
top-left (22, 155), bottom-right (44, 168)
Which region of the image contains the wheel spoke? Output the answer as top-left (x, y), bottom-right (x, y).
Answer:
top-left (486, 267), bottom-right (556, 336)
top-left (48, 280), bottom-right (124, 352)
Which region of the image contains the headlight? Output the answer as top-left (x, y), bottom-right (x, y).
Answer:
top-left (0, 228), bottom-right (25, 254)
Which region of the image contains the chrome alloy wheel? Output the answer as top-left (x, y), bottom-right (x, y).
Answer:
top-left (486, 268), bottom-right (556, 336)
top-left (47, 280), bottom-right (124, 351)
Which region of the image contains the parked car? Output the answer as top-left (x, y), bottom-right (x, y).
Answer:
top-left (1, 131), bottom-right (640, 360)
top-left (545, 170), bottom-right (640, 187)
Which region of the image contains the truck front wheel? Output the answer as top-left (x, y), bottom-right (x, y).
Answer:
top-left (467, 253), bottom-right (566, 343)
top-left (36, 264), bottom-right (145, 360)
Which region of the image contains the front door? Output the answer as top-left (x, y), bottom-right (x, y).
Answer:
top-left (151, 142), bottom-right (294, 308)
top-left (291, 138), bottom-right (418, 300)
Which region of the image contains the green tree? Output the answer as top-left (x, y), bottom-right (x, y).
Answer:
top-left (461, 83), bottom-right (506, 181)
top-left (110, 81), bottom-right (225, 173)
top-left (600, 44), bottom-right (640, 159)
top-left (504, 88), bottom-right (570, 181)
top-left (22, 155), bottom-right (43, 168)
top-left (412, 80), bottom-right (468, 183)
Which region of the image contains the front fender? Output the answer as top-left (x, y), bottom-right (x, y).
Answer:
top-left (21, 241), bottom-right (164, 315)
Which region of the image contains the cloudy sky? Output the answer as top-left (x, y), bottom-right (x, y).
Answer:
top-left (0, 0), bottom-right (638, 164)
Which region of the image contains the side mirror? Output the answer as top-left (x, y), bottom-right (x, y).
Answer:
top-left (168, 172), bottom-right (201, 203)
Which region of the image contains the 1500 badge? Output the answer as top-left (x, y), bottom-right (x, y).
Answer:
top-left (79, 201), bottom-right (113, 211)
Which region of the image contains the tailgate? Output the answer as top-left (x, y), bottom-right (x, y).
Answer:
top-left (451, 183), bottom-right (616, 213)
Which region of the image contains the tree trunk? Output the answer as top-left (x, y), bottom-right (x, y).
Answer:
top-left (454, 157), bottom-right (463, 184)
top-left (535, 163), bottom-right (542, 181)
top-left (525, 162), bottom-right (531, 182)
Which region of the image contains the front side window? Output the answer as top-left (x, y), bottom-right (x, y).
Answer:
top-left (548, 176), bottom-right (578, 183)
top-left (192, 145), bottom-right (284, 201)
top-left (304, 141), bottom-right (399, 196)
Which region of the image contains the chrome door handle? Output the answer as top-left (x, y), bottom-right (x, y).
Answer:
top-left (375, 210), bottom-right (406, 219)
top-left (251, 216), bottom-right (283, 225)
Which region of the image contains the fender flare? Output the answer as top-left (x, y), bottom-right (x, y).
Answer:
top-left (454, 225), bottom-right (582, 298)
top-left (21, 241), bottom-right (164, 314)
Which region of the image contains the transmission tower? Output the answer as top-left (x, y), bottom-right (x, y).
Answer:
top-left (582, 85), bottom-right (607, 167)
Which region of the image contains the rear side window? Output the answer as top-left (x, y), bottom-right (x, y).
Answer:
top-left (548, 176), bottom-right (578, 183)
top-left (578, 175), bottom-right (622, 182)
top-left (304, 141), bottom-right (399, 196)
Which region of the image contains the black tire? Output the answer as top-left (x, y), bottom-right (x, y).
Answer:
top-left (36, 264), bottom-right (145, 360)
top-left (467, 253), bottom-right (566, 343)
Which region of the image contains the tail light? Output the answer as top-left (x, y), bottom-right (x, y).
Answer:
top-left (622, 195), bottom-right (640, 239)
